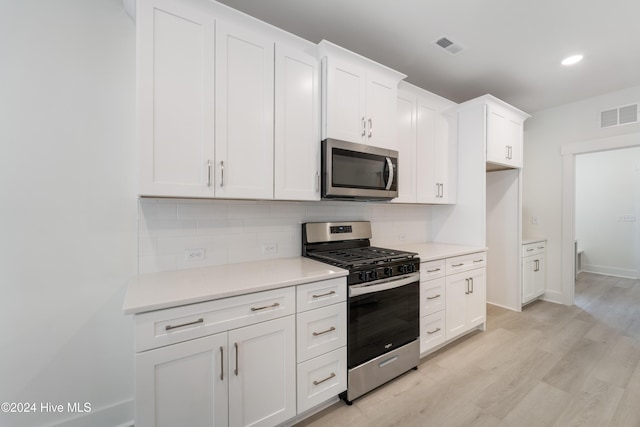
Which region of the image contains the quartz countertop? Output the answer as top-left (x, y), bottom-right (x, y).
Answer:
top-left (123, 257), bottom-right (348, 315)
top-left (388, 242), bottom-right (487, 262)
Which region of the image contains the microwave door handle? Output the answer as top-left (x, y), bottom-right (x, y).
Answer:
top-left (385, 157), bottom-right (394, 190)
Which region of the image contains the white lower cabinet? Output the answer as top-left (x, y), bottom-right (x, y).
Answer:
top-left (134, 278), bottom-right (346, 427)
top-left (522, 240), bottom-right (546, 305)
top-left (418, 251), bottom-right (487, 356)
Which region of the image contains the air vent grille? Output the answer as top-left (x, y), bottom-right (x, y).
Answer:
top-left (434, 36), bottom-right (464, 55)
top-left (600, 104), bottom-right (638, 128)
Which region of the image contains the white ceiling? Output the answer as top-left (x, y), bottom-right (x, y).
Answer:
top-left (216, 0), bottom-right (640, 113)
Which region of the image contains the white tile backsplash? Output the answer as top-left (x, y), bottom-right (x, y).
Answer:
top-left (138, 198), bottom-right (432, 273)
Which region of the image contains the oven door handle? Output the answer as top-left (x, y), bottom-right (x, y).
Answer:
top-left (349, 273), bottom-right (419, 297)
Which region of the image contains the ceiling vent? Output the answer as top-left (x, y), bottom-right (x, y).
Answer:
top-left (601, 104), bottom-right (638, 128)
top-left (434, 36), bottom-right (464, 55)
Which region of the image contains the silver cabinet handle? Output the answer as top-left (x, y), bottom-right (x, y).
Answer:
top-left (452, 263), bottom-right (464, 267)
top-left (219, 346), bottom-right (224, 380)
top-left (465, 278), bottom-right (470, 295)
top-left (250, 302), bottom-right (280, 312)
top-left (435, 183), bottom-right (440, 198)
top-left (315, 171), bottom-right (320, 192)
top-left (312, 290), bottom-right (336, 299)
top-left (313, 372), bottom-right (336, 386)
top-left (165, 318), bottom-right (204, 331)
top-left (538, 246), bottom-right (545, 250)
top-left (312, 326), bottom-right (336, 336)
top-left (470, 277), bottom-right (474, 294)
top-left (234, 342), bottom-right (239, 376)
top-left (427, 327), bottom-right (441, 335)
top-left (368, 118), bottom-right (373, 138)
top-left (220, 161), bottom-right (224, 187)
top-left (207, 160), bottom-right (212, 187)
top-left (473, 259), bottom-right (484, 263)
top-left (427, 268), bottom-right (441, 273)
top-left (506, 145), bottom-right (510, 159)
top-left (361, 116), bottom-right (366, 136)
top-left (426, 294), bottom-right (441, 300)
top-left (527, 248), bottom-right (534, 252)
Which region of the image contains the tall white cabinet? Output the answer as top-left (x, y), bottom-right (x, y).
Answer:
top-left (395, 82), bottom-right (457, 204)
top-left (137, 0), bottom-right (321, 201)
top-left (318, 40), bottom-right (406, 149)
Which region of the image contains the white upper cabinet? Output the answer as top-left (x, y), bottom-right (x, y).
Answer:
top-left (274, 44), bottom-right (320, 201)
top-left (138, 0), bottom-right (215, 197)
top-left (394, 82), bottom-right (457, 204)
top-left (319, 40), bottom-right (406, 149)
top-left (215, 23), bottom-right (274, 199)
top-left (484, 96), bottom-right (530, 169)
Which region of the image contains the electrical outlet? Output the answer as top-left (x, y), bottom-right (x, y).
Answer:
top-left (531, 216), bottom-right (539, 225)
top-left (184, 248), bottom-right (205, 261)
top-left (262, 243), bottom-right (278, 254)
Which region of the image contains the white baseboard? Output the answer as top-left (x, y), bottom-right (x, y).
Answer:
top-left (582, 264), bottom-right (638, 279)
top-left (540, 289), bottom-right (564, 305)
top-left (44, 399), bottom-right (133, 427)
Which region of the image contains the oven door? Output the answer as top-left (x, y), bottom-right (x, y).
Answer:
top-left (322, 138), bottom-right (398, 200)
top-left (348, 273), bottom-right (419, 368)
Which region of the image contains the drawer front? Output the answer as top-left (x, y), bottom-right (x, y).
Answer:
top-left (296, 278), bottom-right (346, 313)
top-left (135, 287), bottom-right (296, 352)
top-left (297, 347), bottom-right (347, 413)
top-left (420, 311), bottom-right (446, 354)
top-left (421, 277), bottom-right (446, 316)
top-left (446, 252), bottom-right (486, 275)
top-left (523, 242), bottom-right (546, 258)
top-left (420, 259), bottom-right (446, 281)
top-left (296, 303), bottom-right (346, 362)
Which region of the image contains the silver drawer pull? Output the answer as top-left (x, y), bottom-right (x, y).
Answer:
top-left (312, 326), bottom-right (336, 336)
top-left (427, 327), bottom-right (441, 335)
top-left (473, 259), bottom-right (484, 263)
top-left (527, 248), bottom-right (534, 252)
top-left (165, 318), bottom-right (204, 331)
top-left (312, 290), bottom-right (336, 299)
top-left (426, 294), bottom-right (441, 300)
top-left (250, 302), bottom-right (280, 312)
top-left (452, 263), bottom-right (464, 267)
top-left (538, 246), bottom-right (545, 249)
top-left (427, 268), bottom-right (441, 273)
top-left (313, 372), bottom-right (336, 386)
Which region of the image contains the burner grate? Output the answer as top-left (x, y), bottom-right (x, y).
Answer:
top-left (309, 246), bottom-right (417, 267)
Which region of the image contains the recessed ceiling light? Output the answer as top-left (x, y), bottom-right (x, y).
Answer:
top-left (561, 54), bottom-right (583, 66)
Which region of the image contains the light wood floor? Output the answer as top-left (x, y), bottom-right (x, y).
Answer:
top-left (296, 273), bottom-right (640, 427)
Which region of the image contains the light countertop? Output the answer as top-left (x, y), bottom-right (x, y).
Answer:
top-left (389, 242), bottom-right (487, 262)
top-left (123, 257), bottom-right (348, 315)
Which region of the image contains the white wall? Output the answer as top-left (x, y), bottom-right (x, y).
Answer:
top-left (139, 199), bottom-right (432, 273)
top-left (575, 147), bottom-right (640, 278)
top-left (523, 85), bottom-right (640, 303)
top-left (0, 1), bottom-right (137, 426)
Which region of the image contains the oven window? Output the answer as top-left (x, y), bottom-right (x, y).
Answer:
top-left (348, 281), bottom-right (419, 368)
top-left (332, 148), bottom-right (396, 190)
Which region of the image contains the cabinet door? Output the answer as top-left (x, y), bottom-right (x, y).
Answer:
top-left (135, 333), bottom-right (228, 427)
top-left (533, 257), bottom-right (546, 297)
top-left (138, 0), bottom-right (215, 197)
top-left (522, 256), bottom-right (536, 304)
top-left (466, 268), bottom-right (486, 328)
top-left (215, 23), bottom-right (274, 199)
top-left (486, 103), bottom-right (523, 168)
top-left (274, 44), bottom-right (320, 201)
top-left (392, 90), bottom-right (417, 203)
top-left (322, 56), bottom-right (367, 143)
top-left (365, 71), bottom-right (398, 149)
top-left (416, 100), bottom-right (437, 203)
top-left (445, 272), bottom-right (469, 340)
top-left (229, 316), bottom-right (296, 427)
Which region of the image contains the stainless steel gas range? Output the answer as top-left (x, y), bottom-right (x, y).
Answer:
top-left (302, 221), bottom-right (420, 404)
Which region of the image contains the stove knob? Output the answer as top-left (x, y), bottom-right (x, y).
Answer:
top-left (407, 264), bottom-right (415, 273)
top-left (370, 270), bottom-right (378, 280)
top-left (359, 271), bottom-right (368, 282)
top-left (384, 267), bottom-right (393, 276)
top-left (398, 265), bottom-right (406, 274)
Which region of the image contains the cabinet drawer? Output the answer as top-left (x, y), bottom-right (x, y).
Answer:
top-left (297, 347), bottom-right (347, 413)
top-left (420, 259), bottom-right (446, 281)
top-left (135, 287), bottom-right (296, 352)
top-left (421, 277), bottom-right (446, 316)
top-left (523, 242), bottom-right (546, 258)
top-left (446, 252), bottom-right (486, 275)
top-left (296, 303), bottom-right (346, 362)
top-left (296, 278), bottom-right (346, 313)
top-left (420, 311), bottom-right (446, 354)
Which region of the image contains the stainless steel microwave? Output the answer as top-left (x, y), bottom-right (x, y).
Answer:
top-left (321, 138), bottom-right (398, 200)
